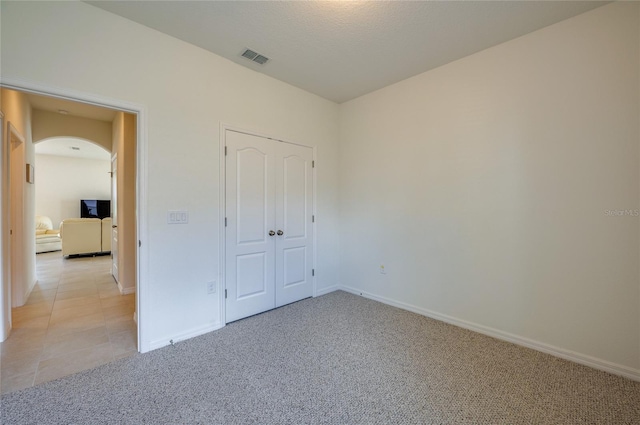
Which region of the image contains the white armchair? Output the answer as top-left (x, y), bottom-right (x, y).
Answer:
top-left (35, 215), bottom-right (62, 253)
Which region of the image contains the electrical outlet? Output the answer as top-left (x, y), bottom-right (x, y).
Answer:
top-left (380, 264), bottom-right (386, 274)
top-left (207, 280), bottom-right (216, 294)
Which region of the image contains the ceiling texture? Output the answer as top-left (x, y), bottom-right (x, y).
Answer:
top-left (88, 1), bottom-right (607, 104)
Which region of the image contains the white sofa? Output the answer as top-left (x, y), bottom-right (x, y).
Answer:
top-left (102, 217), bottom-right (112, 252)
top-left (36, 215), bottom-right (62, 253)
top-left (60, 218), bottom-right (112, 257)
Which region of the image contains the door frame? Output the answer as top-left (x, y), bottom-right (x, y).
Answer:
top-left (0, 77), bottom-right (150, 352)
top-left (1, 120), bottom-right (27, 340)
top-left (0, 111), bottom-right (7, 340)
top-left (219, 123), bottom-right (317, 325)
top-left (7, 122), bottom-right (26, 308)
top-left (110, 153), bottom-right (119, 284)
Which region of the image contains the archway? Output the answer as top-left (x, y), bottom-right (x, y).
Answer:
top-left (34, 137), bottom-right (111, 229)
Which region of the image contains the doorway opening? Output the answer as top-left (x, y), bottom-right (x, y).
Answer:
top-left (0, 83), bottom-right (149, 390)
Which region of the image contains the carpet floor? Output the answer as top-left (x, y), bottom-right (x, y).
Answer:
top-left (1, 290), bottom-right (639, 424)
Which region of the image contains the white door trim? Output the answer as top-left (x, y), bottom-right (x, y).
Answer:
top-left (7, 122), bottom-right (26, 308)
top-left (0, 110), bottom-right (8, 341)
top-left (219, 123), bottom-right (317, 326)
top-left (110, 154), bottom-right (119, 285)
top-left (0, 77), bottom-right (150, 353)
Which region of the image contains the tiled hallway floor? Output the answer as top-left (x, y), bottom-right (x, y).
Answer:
top-left (0, 252), bottom-right (137, 394)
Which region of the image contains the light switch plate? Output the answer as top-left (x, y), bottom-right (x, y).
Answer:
top-left (168, 210), bottom-right (189, 224)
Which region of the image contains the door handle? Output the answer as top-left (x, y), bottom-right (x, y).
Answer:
top-left (268, 230), bottom-right (275, 236)
top-left (277, 230), bottom-right (283, 236)
top-left (112, 225), bottom-right (118, 228)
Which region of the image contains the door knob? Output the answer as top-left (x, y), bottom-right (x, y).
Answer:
top-left (112, 225), bottom-right (117, 228)
top-left (277, 230), bottom-right (283, 236)
top-left (269, 230), bottom-right (275, 236)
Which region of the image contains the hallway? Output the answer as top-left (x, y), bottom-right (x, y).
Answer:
top-left (0, 252), bottom-right (136, 394)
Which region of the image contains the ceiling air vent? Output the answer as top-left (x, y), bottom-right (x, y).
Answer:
top-left (252, 54), bottom-right (269, 65)
top-left (240, 48), bottom-right (270, 65)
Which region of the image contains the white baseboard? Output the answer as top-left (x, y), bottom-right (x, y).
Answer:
top-left (118, 282), bottom-right (136, 295)
top-left (148, 285), bottom-right (340, 351)
top-left (149, 322), bottom-right (224, 351)
top-left (25, 278), bottom-right (37, 303)
top-left (339, 285), bottom-right (640, 382)
top-left (315, 284), bottom-right (340, 297)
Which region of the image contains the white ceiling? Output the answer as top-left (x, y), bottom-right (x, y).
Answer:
top-left (35, 137), bottom-right (111, 161)
top-left (87, 1), bottom-right (607, 103)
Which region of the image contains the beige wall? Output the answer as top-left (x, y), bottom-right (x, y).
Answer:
top-left (338, 2), bottom-right (640, 373)
top-left (32, 109), bottom-right (112, 151)
top-left (35, 154), bottom-right (111, 227)
top-left (0, 108), bottom-right (5, 339)
top-left (0, 88), bottom-right (36, 322)
top-left (111, 112), bottom-right (136, 294)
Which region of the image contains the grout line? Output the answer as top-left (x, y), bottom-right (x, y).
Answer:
top-left (4, 251), bottom-right (135, 393)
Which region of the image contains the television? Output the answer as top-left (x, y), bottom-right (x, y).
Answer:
top-left (80, 199), bottom-right (111, 219)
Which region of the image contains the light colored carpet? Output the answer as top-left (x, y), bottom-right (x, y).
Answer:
top-left (1, 290), bottom-right (639, 424)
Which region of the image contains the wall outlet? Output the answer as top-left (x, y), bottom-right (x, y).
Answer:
top-left (207, 280), bottom-right (216, 294)
top-left (380, 264), bottom-right (386, 274)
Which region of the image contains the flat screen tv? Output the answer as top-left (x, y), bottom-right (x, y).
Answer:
top-left (80, 199), bottom-right (111, 219)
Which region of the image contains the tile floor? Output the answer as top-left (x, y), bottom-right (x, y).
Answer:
top-left (0, 251), bottom-right (137, 394)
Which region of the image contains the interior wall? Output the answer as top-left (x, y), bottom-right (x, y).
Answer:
top-left (34, 154), bottom-right (111, 227)
top-left (0, 88), bottom-right (36, 309)
top-left (10, 128), bottom-right (25, 308)
top-left (32, 109), bottom-right (112, 151)
top-left (338, 2), bottom-right (640, 373)
top-left (111, 112), bottom-right (136, 294)
top-left (0, 111), bottom-right (6, 340)
top-left (0, 1), bottom-right (340, 350)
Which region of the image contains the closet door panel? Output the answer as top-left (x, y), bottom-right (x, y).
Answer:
top-left (275, 143), bottom-right (314, 307)
top-left (225, 131), bottom-right (276, 322)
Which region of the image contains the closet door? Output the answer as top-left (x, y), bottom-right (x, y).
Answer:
top-left (225, 131), bottom-right (276, 323)
top-left (225, 130), bottom-right (314, 323)
top-left (274, 142), bottom-right (314, 307)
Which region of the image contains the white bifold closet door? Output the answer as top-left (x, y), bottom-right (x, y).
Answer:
top-left (225, 130), bottom-right (313, 323)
